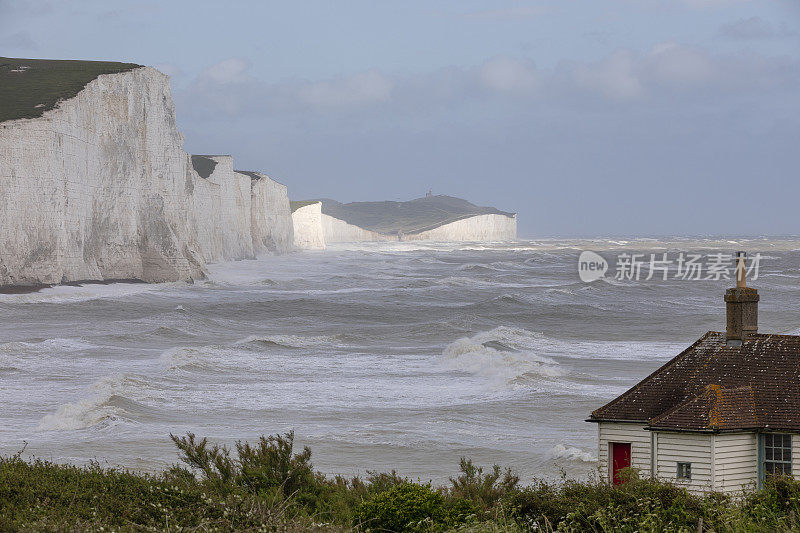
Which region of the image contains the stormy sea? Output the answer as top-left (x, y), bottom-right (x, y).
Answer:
top-left (1, 238), bottom-right (798, 483)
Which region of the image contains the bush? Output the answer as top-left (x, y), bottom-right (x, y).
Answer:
top-left (170, 430), bottom-right (316, 498)
top-left (5, 433), bottom-right (800, 532)
top-left (356, 482), bottom-right (447, 531)
top-left (447, 458), bottom-right (519, 511)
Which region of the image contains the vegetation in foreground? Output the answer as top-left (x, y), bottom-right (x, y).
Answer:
top-left (1, 433), bottom-right (800, 532)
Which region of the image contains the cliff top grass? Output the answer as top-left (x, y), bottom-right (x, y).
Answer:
top-left (236, 170), bottom-right (263, 181)
top-left (313, 195), bottom-right (515, 235)
top-left (0, 56), bottom-right (141, 123)
top-left (290, 200), bottom-right (321, 213)
top-left (190, 155), bottom-right (218, 179)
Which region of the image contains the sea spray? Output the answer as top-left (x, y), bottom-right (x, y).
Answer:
top-left (547, 443), bottom-right (596, 463)
top-left (38, 373), bottom-right (154, 431)
top-left (440, 326), bottom-right (564, 387)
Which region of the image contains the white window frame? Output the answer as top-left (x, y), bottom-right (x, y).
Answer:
top-left (676, 461), bottom-right (692, 480)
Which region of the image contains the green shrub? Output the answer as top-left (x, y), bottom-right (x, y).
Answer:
top-left (447, 458), bottom-right (519, 511)
top-left (356, 482), bottom-right (447, 531)
top-left (5, 433), bottom-right (800, 532)
top-left (171, 430), bottom-right (316, 498)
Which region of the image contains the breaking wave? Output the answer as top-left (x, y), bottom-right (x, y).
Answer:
top-left (38, 373), bottom-right (156, 431)
top-left (236, 334), bottom-right (341, 349)
top-left (0, 338), bottom-right (95, 355)
top-left (159, 345), bottom-right (229, 371)
top-left (1, 281), bottom-right (177, 304)
top-left (547, 443), bottom-right (596, 463)
top-left (440, 326), bottom-right (563, 386)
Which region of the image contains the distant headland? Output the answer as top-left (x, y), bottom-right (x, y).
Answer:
top-left (290, 195), bottom-right (517, 249)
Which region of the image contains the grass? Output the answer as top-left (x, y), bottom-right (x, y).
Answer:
top-left (0, 57), bottom-right (140, 123)
top-left (290, 200), bottom-right (321, 213)
top-left (2, 433), bottom-right (800, 531)
top-left (191, 155), bottom-right (218, 180)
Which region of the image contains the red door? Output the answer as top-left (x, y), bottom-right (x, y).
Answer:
top-left (611, 442), bottom-right (631, 486)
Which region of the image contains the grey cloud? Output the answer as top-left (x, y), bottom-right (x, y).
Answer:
top-left (297, 70), bottom-right (393, 107)
top-left (719, 16), bottom-right (795, 40)
top-left (477, 56), bottom-right (540, 93)
top-left (199, 57), bottom-right (252, 84)
top-left (176, 45), bottom-right (798, 120)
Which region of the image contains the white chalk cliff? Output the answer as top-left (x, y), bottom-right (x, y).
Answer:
top-left (246, 171), bottom-right (293, 255)
top-left (404, 214), bottom-right (517, 242)
top-left (0, 65), bottom-right (292, 287)
top-left (292, 197), bottom-right (517, 249)
top-left (291, 202), bottom-right (326, 250)
top-left (321, 214), bottom-right (394, 243)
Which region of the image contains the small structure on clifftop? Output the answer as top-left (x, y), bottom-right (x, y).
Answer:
top-left (588, 252), bottom-right (800, 495)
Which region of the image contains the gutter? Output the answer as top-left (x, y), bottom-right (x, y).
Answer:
top-left (585, 418), bottom-right (648, 424)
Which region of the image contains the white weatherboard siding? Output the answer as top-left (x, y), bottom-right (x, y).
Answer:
top-left (794, 434), bottom-right (800, 478)
top-left (715, 432), bottom-right (758, 494)
top-left (597, 423), bottom-right (651, 481)
top-left (655, 432), bottom-right (713, 494)
top-left (291, 203), bottom-right (326, 250)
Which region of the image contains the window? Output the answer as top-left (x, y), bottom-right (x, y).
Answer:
top-left (677, 462), bottom-right (692, 480)
top-left (761, 433), bottom-right (792, 480)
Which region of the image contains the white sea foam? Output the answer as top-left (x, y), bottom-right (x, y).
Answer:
top-left (0, 338), bottom-right (95, 355)
top-left (547, 443), bottom-right (596, 463)
top-left (160, 345), bottom-right (225, 370)
top-left (0, 281), bottom-right (179, 304)
top-left (38, 373), bottom-right (152, 431)
top-left (441, 327), bottom-right (563, 386)
top-left (236, 334), bottom-right (339, 349)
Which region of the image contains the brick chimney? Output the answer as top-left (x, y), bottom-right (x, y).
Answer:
top-left (724, 251), bottom-right (759, 344)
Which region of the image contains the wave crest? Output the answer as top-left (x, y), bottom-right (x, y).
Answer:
top-left (547, 443), bottom-right (596, 463)
top-left (441, 327), bottom-right (563, 386)
top-left (160, 345), bottom-right (225, 370)
top-left (235, 334), bottom-right (338, 349)
top-left (0, 338), bottom-right (95, 355)
top-left (38, 374), bottom-right (154, 431)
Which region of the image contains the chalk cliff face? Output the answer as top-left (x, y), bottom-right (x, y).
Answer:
top-left (291, 202), bottom-right (326, 250)
top-left (295, 211), bottom-right (517, 247)
top-left (290, 195), bottom-right (518, 247)
top-left (0, 64), bottom-right (293, 287)
top-left (245, 172), bottom-right (293, 255)
top-left (404, 214), bottom-right (517, 242)
top-left (0, 67), bottom-right (205, 286)
top-left (185, 155), bottom-right (254, 263)
top-left (321, 214), bottom-right (393, 243)
top-left (292, 195), bottom-right (517, 247)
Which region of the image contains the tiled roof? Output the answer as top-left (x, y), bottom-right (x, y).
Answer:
top-left (589, 332), bottom-right (800, 432)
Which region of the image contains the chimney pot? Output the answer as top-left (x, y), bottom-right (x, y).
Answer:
top-left (725, 252), bottom-right (758, 342)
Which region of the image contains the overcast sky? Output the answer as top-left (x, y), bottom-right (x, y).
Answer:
top-left (2, 1), bottom-right (798, 237)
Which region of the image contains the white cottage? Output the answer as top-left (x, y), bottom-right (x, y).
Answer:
top-left (588, 254), bottom-right (800, 495)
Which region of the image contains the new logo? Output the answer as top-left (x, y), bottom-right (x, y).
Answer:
top-left (578, 251), bottom-right (608, 283)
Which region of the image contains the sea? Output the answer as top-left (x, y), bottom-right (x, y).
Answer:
top-left (1, 238), bottom-right (798, 484)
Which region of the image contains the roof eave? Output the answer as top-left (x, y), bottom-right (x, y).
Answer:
top-left (586, 417), bottom-right (649, 424)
